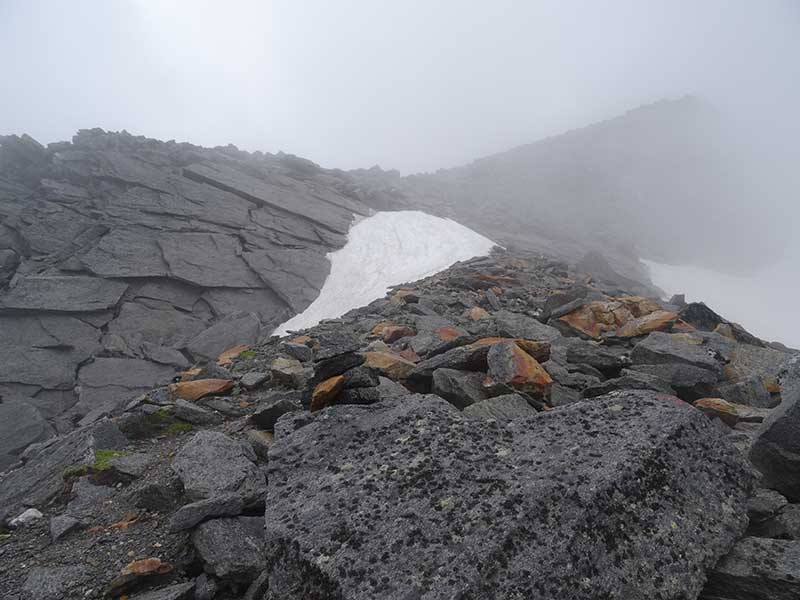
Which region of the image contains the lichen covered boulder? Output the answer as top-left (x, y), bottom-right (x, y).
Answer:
top-left (261, 392), bottom-right (755, 600)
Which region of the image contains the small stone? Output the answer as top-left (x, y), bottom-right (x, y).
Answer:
top-left (132, 582), bottom-right (196, 600)
top-left (280, 342), bottom-right (314, 362)
top-left (169, 379), bottom-right (233, 402)
top-left (311, 375), bottom-right (345, 412)
top-left (362, 351), bottom-right (417, 380)
top-left (246, 430), bottom-right (274, 461)
top-left (50, 514), bottom-right (83, 541)
top-left (694, 397), bottom-right (770, 427)
top-left (10, 507), bottom-right (44, 528)
top-left (431, 368), bottom-right (488, 409)
top-left (269, 357), bottom-right (305, 387)
top-left (217, 344), bottom-right (250, 367)
top-left (174, 399), bottom-right (223, 425)
top-left (748, 488), bottom-right (789, 523)
top-left (240, 372), bottom-right (269, 390)
top-left (249, 394), bottom-right (301, 431)
top-left (382, 325), bottom-right (415, 343)
top-left (168, 493), bottom-right (244, 532)
top-left (194, 573), bottom-right (218, 600)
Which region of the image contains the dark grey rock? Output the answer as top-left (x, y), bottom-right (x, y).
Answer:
top-left (269, 357), bottom-right (306, 387)
top-left (1, 275), bottom-right (128, 312)
top-left (750, 356), bottom-right (800, 500)
top-left (431, 368), bottom-right (488, 409)
top-left (250, 394), bottom-right (302, 431)
top-left (717, 376), bottom-right (774, 408)
top-left (337, 387), bottom-right (382, 405)
top-left (192, 516), bottom-right (266, 582)
top-left (240, 372), bottom-right (270, 390)
top-left (262, 392), bottom-right (754, 600)
top-left (493, 309), bottom-right (562, 342)
top-left (342, 366), bottom-right (380, 389)
top-left (50, 514), bottom-right (82, 541)
top-left (174, 399), bottom-right (223, 426)
top-left (628, 363), bottom-right (718, 400)
top-left (565, 339), bottom-right (628, 374)
top-left (410, 344), bottom-right (491, 380)
top-left (375, 376), bottom-right (411, 399)
top-left (172, 431), bottom-right (266, 506)
top-left (133, 582), bottom-right (196, 600)
top-left (549, 383), bottom-right (582, 407)
top-left (107, 452), bottom-right (154, 480)
top-left (0, 400), bottom-right (54, 458)
top-left (0, 420), bottom-right (127, 514)
top-left (193, 573), bottom-right (218, 600)
top-left (748, 504), bottom-right (800, 539)
top-left (186, 312), bottom-right (263, 361)
top-left (168, 493), bottom-right (245, 532)
top-left (280, 342), bottom-right (314, 362)
top-left (66, 478), bottom-right (115, 520)
top-left (701, 537), bottom-right (800, 600)
top-left (583, 369), bottom-right (675, 398)
top-left (463, 393), bottom-right (535, 421)
top-left (21, 565), bottom-right (91, 600)
top-left (631, 331), bottom-right (722, 372)
top-left (128, 482), bottom-right (180, 513)
top-left (748, 488), bottom-right (789, 523)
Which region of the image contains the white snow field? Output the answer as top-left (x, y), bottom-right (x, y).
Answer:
top-left (274, 211), bottom-right (496, 336)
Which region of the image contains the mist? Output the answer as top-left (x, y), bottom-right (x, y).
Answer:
top-left (1, 0), bottom-right (799, 343)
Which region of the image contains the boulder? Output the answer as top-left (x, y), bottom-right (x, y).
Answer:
top-left (747, 488), bottom-right (789, 523)
top-left (192, 516), bottom-right (266, 582)
top-left (50, 514), bottom-right (83, 541)
top-left (485, 340), bottom-right (552, 397)
top-left (583, 370), bottom-right (675, 398)
top-left (0, 400), bottom-right (54, 458)
top-left (133, 582), bottom-right (196, 600)
top-left (493, 309), bottom-right (562, 342)
top-left (748, 504), bottom-right (800, 539)
top-left (750, 356), bottom-right (800, 500)
top-left (170, 379), bottom-right (234, 402)
top-left (362, 351), bottom-right (417, 380)
top-left (250, 393), bottom-right (302, 431)
top-left (172, 431), bottom-right (266, 507)
top-left (269, 357), bottom-right (306, 387)
top-left (174, 399), bottom-right (223, 426)
top-left (693, 398), bottom-right (770, 428)
top-left (631, 332), bottom-right (722, 372)
top-left (310, 375), bottom-right (345, 411)
top-left (628, 363), bottom-right (718, 400)
top-left (701, 537), bottom-right (800, 600)
top-left (431, 368), bottom-right (488, 409)
top-left (716, 376), bottom-right (774, 408)
top-left (262, 392), bottom-right (754, 600)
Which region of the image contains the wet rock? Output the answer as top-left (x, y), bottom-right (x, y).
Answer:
top-left (750, 356), bottom-right (800, 500)
top-left (485, 340), bottom-right (552, 397)
top-left (174, 399), bottom-right (223, 426)
top-left (21, 565), bottom-right (90, 600)
top-left (192, 516), bottom-right (266, 582)
top-left (170, 379), bottom-right (234, 402)
top-left (249, 393), bottom-right (302, 431)
top-left (0, 420), bottom-right (127, 514)
top-left (263, 392), bottom-right (754, 600)
top-left (631, 331), bottom-right (722, 372)
top-left (168, 493), bottom-right (245, 532)
top-left (701, 537), bottom-right (800, 600)
top-left (463, 393), bottom-right (535, 421)
top-left (172, 431), bottom-right (266, 507)
top-left (431, 368), bottom-right (488, 409)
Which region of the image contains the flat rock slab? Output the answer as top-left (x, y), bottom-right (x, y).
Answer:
top-left (0, 400), bottom-right (54, 457)
top-left (0, 275), bottom-right (128, 312)
top-left (172, 431), bottom-right (266, 506)
top-left (262, 392), bottom-right (754, 600)
top-left (21, 565), bottom-right (91, 600)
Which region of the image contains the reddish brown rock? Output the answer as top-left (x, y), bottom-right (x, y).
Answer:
top-left (179, 367), bottom-right (202, 382)
top-left (434, 326), bottom-right (466, 341)
top-left (311, 375), bottom-right (345, 412)
top-left (467, 306), bottom-right (490, 321)
top-left (217, 344), bottom-right (250, 366)
top-left (486, 340), bottom-right (553, 396)
top-left (169, 378), bottom-right (233, 401)
top-left (616, 310), bottom-right (678, 338)
top-left (469, 338), bottom-right (551, 363)
top-left (398, 348), bottom-right (421, 363)
top-left (383, 325), bottom-right (415, 343)
top-left (362, 352), bottom-right (417, 380)
top-left (694, 397), bottom-right (770, 427)
top-left (559, 296), bottom-right (667, 338)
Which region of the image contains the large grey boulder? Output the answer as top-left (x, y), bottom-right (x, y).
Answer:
top-left (262, 392), bottom-right (754, 600)
top-left (492, 309), bottom-right (562, 342)
top-left (0, 400), bottom-right (54, 459)
top-left (172, 431), bottom-right (266, 507)
top-left (750, 355), bottom-right (800, 500)
top-left (21, 565), bottom-right (91, 600)
top-left (192, 516), bottom-right (266, 582)
top-left (631, 331), bottom-right (722, 372)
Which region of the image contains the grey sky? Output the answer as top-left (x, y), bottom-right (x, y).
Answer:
top-left (1, 1), bottom-right (798, 173)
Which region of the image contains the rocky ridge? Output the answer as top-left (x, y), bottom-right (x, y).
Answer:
top-left (1, 247), bottom-right (798, 599)
top-left (0, 130), bottom-right (374, 469)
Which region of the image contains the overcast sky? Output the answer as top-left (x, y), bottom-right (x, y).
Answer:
top-left (1, 0), bottom-right (798, 173)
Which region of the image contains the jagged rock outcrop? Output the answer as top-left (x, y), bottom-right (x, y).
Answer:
top-left (0, 130), bottom-right (370, 443)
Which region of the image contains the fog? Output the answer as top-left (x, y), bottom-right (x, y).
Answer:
top-left (0, 0), bottom-right (798, 344)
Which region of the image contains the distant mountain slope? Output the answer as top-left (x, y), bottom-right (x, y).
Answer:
top-left (348, 97), bottom-right (768, 278)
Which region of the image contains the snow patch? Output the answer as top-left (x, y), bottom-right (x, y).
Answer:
top-left (274, 211), bottom-right (496, 336)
